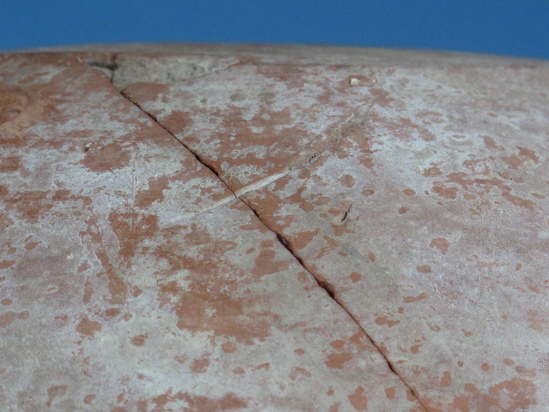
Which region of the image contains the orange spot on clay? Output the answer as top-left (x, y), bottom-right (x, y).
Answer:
top-left (222, 341), bottom-right (237, 354)
top-left (81, 142), bottom-right (130, 173)
top-left (410, 344), bottom-right (422, 354)
top-left (429, 237), bottom-right (450, 255)
top-left (433, 184), bottom-right (458, 199)
top-left (253, 362), bottom-right (270, 371)
top-left (330, 340), bottom-right (346, 349)
top-left (0, 311), bottom-right (29, 328)
top-left (325, 353), bottom-right (353, 369)
top-left (105, 308), bottom-right (121, 317)
top-left (179, 391), bottom-right (248, 411)
top-left (416, 265), bottom-right (432, 273)
top-left (25, 241), bottom-right (40, 250)
top-left (375, 315), bottom-right (401, 327)
top-left (289, 367), bottom-right (312, 380)
top-left (339, 174), bottom-right (356, 188)
top-left (403, 292), bottom-right (428, 303)
top-left (76, 316), bottom-right (102, 338)
top-left (328, 403), bottom-right (340, 412)
top-left (0, 260), bottom-right (15, 269)
top-left (130, 334), bottom-right (148, 347)
top-left (348, 386), bottom-right (368, 411)
top-left (190, 354), bottom-right (211, 373)
top-left (46, 385), bottom-right (67, 408)
top-left (83, 394), bottom-right (96, 405)
top-left (423, 166), bottom-right (442, 177)
top-left (440, 371), bottom-right (452, 387)
top-left (349, 272), bottom-right (362, 283)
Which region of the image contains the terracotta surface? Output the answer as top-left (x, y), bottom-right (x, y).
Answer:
top-left (1, 45), bottom-right (548, 411)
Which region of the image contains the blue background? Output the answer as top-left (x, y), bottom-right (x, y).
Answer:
top-left (1, 1), bottom-right (548, 59)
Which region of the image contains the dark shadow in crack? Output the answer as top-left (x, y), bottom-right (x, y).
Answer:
top-left (113, 75), bottom-right (430, 411)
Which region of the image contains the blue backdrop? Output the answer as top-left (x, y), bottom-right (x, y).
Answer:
top-left (1, 0), bottom-right (548, 59)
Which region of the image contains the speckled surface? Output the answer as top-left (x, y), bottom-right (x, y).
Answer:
top-left (1, 45), bottom-right (548, 411)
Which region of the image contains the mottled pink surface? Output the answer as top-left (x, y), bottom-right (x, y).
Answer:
top-left (1, 45), bottom-right (548, 411)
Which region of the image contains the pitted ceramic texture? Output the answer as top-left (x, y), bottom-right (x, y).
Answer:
top-left (121, 48), bottom-right (549, 412)
top-left (0, 52), bottom-right (424, 411)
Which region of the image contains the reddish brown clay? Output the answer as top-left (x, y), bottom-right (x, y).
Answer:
top-left (1, 45), bottom-right (548, 411)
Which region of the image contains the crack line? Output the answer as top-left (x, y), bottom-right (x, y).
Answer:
top-left (124, 97), bottom-right (429, 412)
top-left (104, 58), bottom-right (429, 410)
top-left (243, 201), bottom-right (429, 412)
